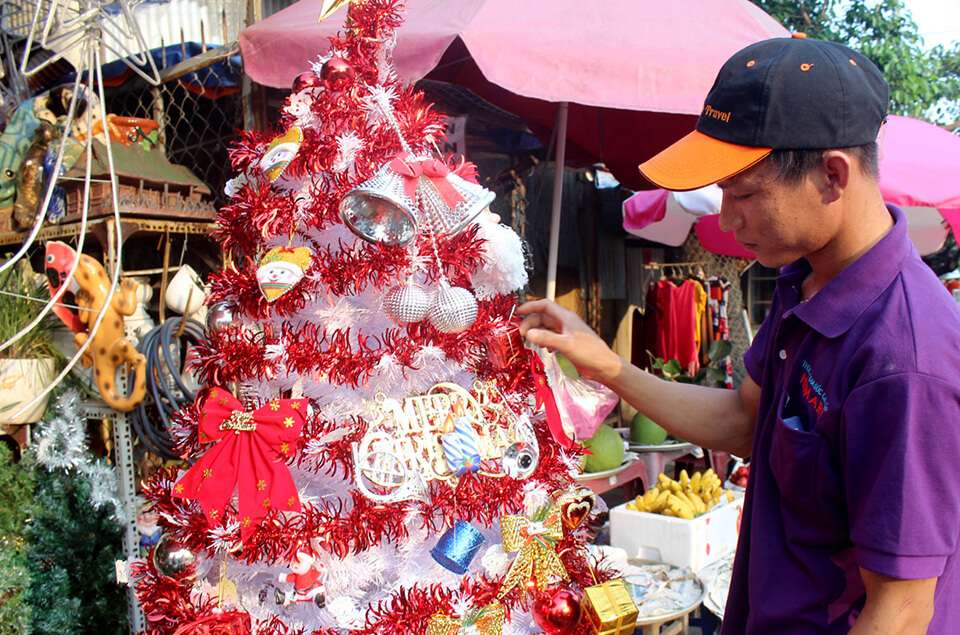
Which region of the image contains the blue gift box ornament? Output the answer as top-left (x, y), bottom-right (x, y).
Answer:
top-left (431, 519), bottom-right (485, 575)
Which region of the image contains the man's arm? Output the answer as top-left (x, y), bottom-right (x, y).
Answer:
top-left (518, 299), bottom-right (760, 456)
top-left (849, 569), bottom-right (936, 635)
top-left (605, 360), bottom-right (760, 457)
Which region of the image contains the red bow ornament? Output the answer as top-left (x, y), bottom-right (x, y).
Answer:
top-left (389, 153), bottom-right (464, 210)
top-left (172, 388), bottom-right (308, 540)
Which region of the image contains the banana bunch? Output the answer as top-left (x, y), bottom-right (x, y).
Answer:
top-left (626, 469), bottom-right (734, 519)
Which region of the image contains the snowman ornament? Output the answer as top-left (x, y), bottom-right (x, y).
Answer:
top-left (256, 246), bottom-right (313, 302)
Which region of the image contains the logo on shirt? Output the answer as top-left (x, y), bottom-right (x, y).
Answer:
top-left (800, 360), bottom-right (830, 417)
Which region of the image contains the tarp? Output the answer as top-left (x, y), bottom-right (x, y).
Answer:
top-left (83, 43), bottom-right (243, 98)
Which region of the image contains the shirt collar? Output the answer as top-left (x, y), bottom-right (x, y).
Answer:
top-left (782, 205), bottom-right (912, 338)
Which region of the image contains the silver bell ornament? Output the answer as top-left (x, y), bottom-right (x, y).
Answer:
top-left (205, 300), bottom-right (236, 333)
top-left (428, 280), bottom-right (478, 333)
top-left (415, 158), bottom-right (494, 235)
top-left (152, 533), bottom-right (197, 579)
top-left (339, 160), bottom-right (419, 246)
top-left (385, 279), bottom-right (433, 324)
top-left (339, 154), bottom-right (495, 245)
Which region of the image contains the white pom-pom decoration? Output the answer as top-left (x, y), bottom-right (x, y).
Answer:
top-left (481, 544), bottom-right (511, 578)
top-left (327, 596), bottom-right (365, 629)
top-left (223, 173), bottom-right (250, 198)
top-left (471, 214), bottom-right (528, 299)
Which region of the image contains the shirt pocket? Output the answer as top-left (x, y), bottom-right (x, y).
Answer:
top-left (769, 392), bottom-right (847, 547)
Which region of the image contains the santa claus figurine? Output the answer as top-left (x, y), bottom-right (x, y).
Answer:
top-left (278, 550), bottom-right (326, 607)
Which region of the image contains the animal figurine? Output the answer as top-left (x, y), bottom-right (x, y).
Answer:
top-left (83, 114), bottom-right (159, 146)
top-left (44, 240), bottom-right (84, 333)
top-left (44, 241), bottom-right (146, 412)
top-left (13, 122), bottom-right (58, 229)
top-left (0, 98), bottom-right (41, 221)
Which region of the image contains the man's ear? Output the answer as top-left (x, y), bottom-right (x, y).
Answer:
top-left (818, 150), bottom-right (853, 204)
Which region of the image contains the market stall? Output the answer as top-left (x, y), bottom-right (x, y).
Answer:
top-left (0, 1), bottom-right (243, 631)
top-left (6, 0), bottom-right (956, 633)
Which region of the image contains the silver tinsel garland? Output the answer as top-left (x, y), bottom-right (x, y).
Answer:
top-left (33, 390), bottom-right (127, 523)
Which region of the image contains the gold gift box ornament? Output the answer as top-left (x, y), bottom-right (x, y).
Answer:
top-left (582, 578), bottom-right (639, 635)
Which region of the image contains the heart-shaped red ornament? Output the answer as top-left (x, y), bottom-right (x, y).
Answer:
top-left (553, 487), bottom-right (596, 531)
top-left (564, 500), bottom-right (592, 529)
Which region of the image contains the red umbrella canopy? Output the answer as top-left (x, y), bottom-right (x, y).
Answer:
top-left (240, 0), bottom-right (787, 188)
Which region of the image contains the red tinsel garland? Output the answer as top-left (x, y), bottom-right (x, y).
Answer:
top-left (190, 323), bottom-right (274, 387)
top-left (213, 181), bottom-right (299, 260)
top-left (132, 558), bottom-right (217, 634)
top-left (144, 411), bottom-right (580, 566)
top-left (192, 291), bottom-right (526, 389)
top-left (209, 216), bottom-right (485, 329)
top-left (132, 537), bottom-right (612, 635)
top-left (311, 240), bottom-right (411, 297)
top-left (227, 129), bottom-right (273, 174)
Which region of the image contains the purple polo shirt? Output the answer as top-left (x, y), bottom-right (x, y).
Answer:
top-left (723, 205), bottom-right (960, 634)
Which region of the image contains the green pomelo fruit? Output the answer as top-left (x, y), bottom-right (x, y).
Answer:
top-left (630, 412), bottom-right (668, 445)
top-left (582, 424), bottom-right (625, 472)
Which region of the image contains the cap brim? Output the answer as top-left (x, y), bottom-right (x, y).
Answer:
top-left (639, 130), bottom-right (772, 192)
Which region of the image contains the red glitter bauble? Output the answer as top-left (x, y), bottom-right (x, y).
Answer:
top-left (532, 585), bottom-right (582, 634)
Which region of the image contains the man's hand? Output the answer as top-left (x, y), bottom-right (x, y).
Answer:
top-left (517, 299), bottom-right (622, 384)
top-left (849, 569), bottom-right (936, 634)
top-left (518, 299), bottom-right (760, 455)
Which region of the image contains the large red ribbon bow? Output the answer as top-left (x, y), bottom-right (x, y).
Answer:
top-left (172, 388), bottom-right (308, 541)
top-left (388, 152), bottom-right (464, 209)
top-left (528, 351), bottom-right (576, 450)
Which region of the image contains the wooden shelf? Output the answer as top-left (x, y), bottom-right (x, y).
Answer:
top-left (0, 216), bottom-right (216, 247)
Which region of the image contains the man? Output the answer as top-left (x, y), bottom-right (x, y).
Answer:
top-left (519, 35), bottom-right (960, 633)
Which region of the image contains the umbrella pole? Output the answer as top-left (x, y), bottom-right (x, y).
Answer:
top-left (546, 101), bottom-right (569, 301)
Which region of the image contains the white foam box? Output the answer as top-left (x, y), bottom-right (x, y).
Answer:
top-left (609, 493), bottom-right (744, 572)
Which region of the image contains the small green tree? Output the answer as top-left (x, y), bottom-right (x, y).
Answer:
top-left (0, 443), bottom-right (32, 635)
top-left (24, 465), bottom-right (128, 634)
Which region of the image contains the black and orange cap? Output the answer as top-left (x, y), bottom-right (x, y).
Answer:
top-left (639, 35), bottom-right (890, 191)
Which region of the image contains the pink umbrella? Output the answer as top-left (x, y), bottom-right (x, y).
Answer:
top-left (624, 115), bottom-right (960, 258)
top-left (240, 0), bottom-right (786, 298)
top-left (241, 0), bottom-right (784, 115)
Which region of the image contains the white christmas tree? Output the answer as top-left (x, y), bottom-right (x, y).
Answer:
top-left (134, 3), bottom-right (630, 634)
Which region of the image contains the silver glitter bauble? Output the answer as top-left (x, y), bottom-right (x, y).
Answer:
top-left (152, 533), bottom-right (197, 578)
top-left (502, 441), bottom-right (539, 479)
top-left (205, 300), bottom-right (235, 333)
top-left (384, 280), bottom-right (433, 324)
top-left (428, 281), bottom-right (478, 333)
